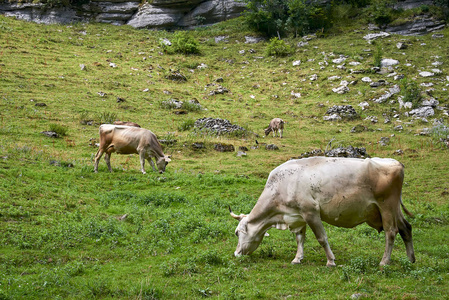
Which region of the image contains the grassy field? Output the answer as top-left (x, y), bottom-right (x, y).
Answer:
top-left (1, 12), bottom-right (449, 299)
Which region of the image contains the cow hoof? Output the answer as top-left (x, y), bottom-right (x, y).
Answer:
top-left (326, 261), bottom-right (336, 267)
top-left (291, 260), bottom-right (302, 265)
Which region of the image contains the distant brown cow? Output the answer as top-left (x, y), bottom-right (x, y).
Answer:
top-left (113, 121), bottom-right (141, 127)
top-left (264, 118), bottom-right (285, 138)
top-left (94, 124), bottom-right (171, 174)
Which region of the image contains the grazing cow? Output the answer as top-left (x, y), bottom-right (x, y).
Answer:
top-left (94, 124), bottom-right (171, 174)
top-left (230, 157), bottom-right (415, 266)
top-left (264, 118), bottom-right (284, 138)
top-left (113, 121), bottom-right (141, 128)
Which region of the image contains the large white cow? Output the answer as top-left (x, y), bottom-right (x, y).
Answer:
top-left (94, 124), bottom-right (171, 174)
top-left (230, 157), bottom-right (415, 266)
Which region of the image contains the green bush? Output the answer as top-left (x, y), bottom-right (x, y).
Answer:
top-left (49, 123), bottom-right (68, 136)
top-left (265, 37), bottom-right (293, 57)
top-left (171, 32), bottom-right (200, 55)
top-left (98, 111), bottom-right (117, 124)
top-left (373, 44), bottom-right (383, 68)
top-left (399, 77), bottom-right (421, 108)
top-left (178, 119), bottom-right (195, 131)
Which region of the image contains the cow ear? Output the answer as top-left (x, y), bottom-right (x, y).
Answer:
top-left (237, 218), bottom-right (248, 234)
top-left (165, 156), bottom-right (171, 162)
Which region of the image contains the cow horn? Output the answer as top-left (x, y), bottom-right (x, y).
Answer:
top-left (229, 206), bottom-right (245, 221)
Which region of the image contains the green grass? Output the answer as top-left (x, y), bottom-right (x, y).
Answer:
top-left (1, 13), bottom-right (449, 299)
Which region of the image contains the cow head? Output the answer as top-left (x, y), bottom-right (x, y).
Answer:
top-left (156, 155), bottom-right (171, 173)
top-left (230, 207), bottom-right (264, 257)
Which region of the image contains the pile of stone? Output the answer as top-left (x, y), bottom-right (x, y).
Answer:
top-left (194, 118), bottom-right (247, 135)
top-left (298, 146), bottom-right (369, 159)
top-left (324, 105), bottom-right (359, 121)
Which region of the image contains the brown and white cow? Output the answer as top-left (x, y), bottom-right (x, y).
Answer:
top-left (94, 124), bottom-right (171, 174)
top-left (264, 118), bottom-right (284, 138)
top-left (230, 157), bottom-right (415, 266)
top-left (113, 121), bottom-right (141, 128)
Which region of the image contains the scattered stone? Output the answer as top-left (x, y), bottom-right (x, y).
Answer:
top-left (393, 149), bottom-right (404, 155)
top-left (365, 116), bottom-right (378, 123)
top-left (358, 101), bottom-right (369, 110)
top-left (80, 64), bottom-right (87, 71)
top-left (265, 144), bottom-right (279, 150)
top-left (165, 71), bottom-right (187, 82)
top-left (236, 151), bottom-right (247, 157)
top-left (239, 146), bottom-right (248, 151)
top-left (379, 137), bottom-right (390, 146)
top-left (362, 77), bottom-right (372, 83)
top-left (191, 142), bottom-right (205, 150)
top-left (409, 106), bottom-right (435, 118)
top-left (297, 41), bottom-right (309, 47)
top-left (394, 125), bottom-right (403, 131)
top-left (293, 60), bottom-right (301, 66)
top-left (328, 75), bottom-right (341, 81)
top-left (432, 33), bottom-right (444, 38)
top-left (41, 131), bottom-right (59, 138)
top-left (431, 68), bottom-right (442, 74)
top-left (332, 57), bottom-right (346, 64)
top-left (350, 124), bottom-right (368, 133)
top-left (422, 98), bottom-right (439, 107)
top-left (325, 105), bottom-right (358, 120)
top-left (197, 63), bottom-right (208, 69)
top-left (326, 146), bottom-right (369, 158)
top-left (363, 32), bottom-right (390, 41)
top-left (109, 62), bottom-right (117, 68)
top-left (332, 85), bottom-right (349, 94)
top-left (310, 74), bottom-right (318, 81)
top-left (381, 58), bottom-right (399, 68)
top-left (419, 71), bottom-right (434, 77)
top-left (245, 36), bottom-right (265, 44)
top-left (394, 74), bottom-right (405, 80)
top-left (35, 103), bottom-right (47, 107)
top-left (116, 97), bottom-right (125, 103)
top-left (160, 38), bottom-right (171, 46)
top-left (396, 42), bottom-right (407, 49)
top-left (214, 36), bottom-right (228, 43)
top-left (372, 85), bottom-right (400, 103)
top-left (214, 143), bottom-right (235, 152)
top-left (194, 118), bottom-right (247, 136)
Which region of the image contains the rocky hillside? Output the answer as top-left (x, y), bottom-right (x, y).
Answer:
top-left (0, 0), bottom-right (246, 28)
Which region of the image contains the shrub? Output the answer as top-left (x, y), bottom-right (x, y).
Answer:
top-left (399, 77), bottom-right (421, 108)
top-left (265, 37), bottom-right (293, 57)
top-left (49, 123), bottom-right (68, 136)
top-left (171, 32), bottom-right (200, 55)
top-left (178, 119), bottom-right (195, 131)
top-left (373, 44), bottom-right (382, 68)
top-left (98, 111), bottom-right (117, 124)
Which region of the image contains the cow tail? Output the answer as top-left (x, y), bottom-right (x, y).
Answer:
top-left (400, 197), bottom-right (413, 217)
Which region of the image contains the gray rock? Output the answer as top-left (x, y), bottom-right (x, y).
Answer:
top-left (419, 71), bottom-right (434, 77)
top-left (363, 32), bottom-right (390, 41)
top-left (381, 58), bottom-right (399, 68)
top-left (332, 85), bottom-right (349, 94)
top-left (409, 106), bottom-right (435, 118)
top-left (265, 144), bottom-right (279, 151)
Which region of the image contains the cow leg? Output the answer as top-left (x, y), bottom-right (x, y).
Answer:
top-left (104, 153), bottom-right (113, 172)
top-left (398, 217), bottom-right (415, 263)
top-left (291, 225), bottom-right (307, 264)
top-left (147, 157), bottom-right (157, 172)
top-left (279, 128), bottom-right (283, 138)
top-left (139, 152), bottom-right (147, 174)
top-left (94, 149), bottom-right (104, 173)
top-left (379, 210), bottom-right (399, 266)
top-left (304, 214), bottom-right (336, 266)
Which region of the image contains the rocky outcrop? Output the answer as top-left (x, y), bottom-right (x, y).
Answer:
top-left (0, 0), bottom-right (246, 28)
